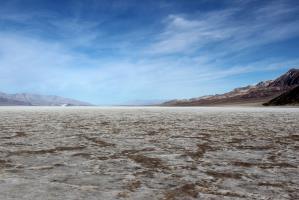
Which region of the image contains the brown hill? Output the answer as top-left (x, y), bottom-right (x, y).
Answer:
top-left (264, 85), bottom-right (299, 106)
top-left (162, 68), bottom-right (299, 106)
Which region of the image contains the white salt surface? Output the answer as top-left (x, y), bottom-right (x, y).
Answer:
top-left (0, 106), bottom-right (298, 199)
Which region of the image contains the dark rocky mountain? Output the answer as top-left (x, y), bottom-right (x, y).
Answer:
top-left (268, 68), bottom-right (299, 88)
top-left (162, 68), bottom-right (299, 106)
top-left (0, 92), bottom-right (92, 106)
top-left (264, 85), bottom-right (299, 106)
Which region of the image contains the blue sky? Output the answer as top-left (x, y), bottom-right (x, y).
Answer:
top-left (0, 0), bottom-right (299, 105)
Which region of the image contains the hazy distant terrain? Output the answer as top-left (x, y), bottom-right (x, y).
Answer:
top-left (0, 92), bottom-right (92, 106)
top-left (0, 107), bottom-right (298, 200)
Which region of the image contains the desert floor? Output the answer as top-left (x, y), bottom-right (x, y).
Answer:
top-left (0, 106), bottom-right (298, 200)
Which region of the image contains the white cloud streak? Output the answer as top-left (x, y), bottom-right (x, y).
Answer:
top-left (147, 1), bottom-right (299, 55)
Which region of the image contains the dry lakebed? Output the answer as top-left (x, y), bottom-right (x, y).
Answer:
top-left (0, 106), bottom-right (298, 200)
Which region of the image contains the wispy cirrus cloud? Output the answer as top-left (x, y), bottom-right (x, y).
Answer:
top-left (147, 1), bottom-right (299, 55)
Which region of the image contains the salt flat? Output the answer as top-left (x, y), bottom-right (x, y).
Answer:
top-left (0, 106), bottom-right (298, 200)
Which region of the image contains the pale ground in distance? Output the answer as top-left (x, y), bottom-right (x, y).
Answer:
top-left (0, 106), bottom-right (298, 200)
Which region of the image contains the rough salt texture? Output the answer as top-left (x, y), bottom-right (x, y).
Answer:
top-left (0, 106), bottom-right (298, 200)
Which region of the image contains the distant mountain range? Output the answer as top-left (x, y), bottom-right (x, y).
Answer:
top-left (162, 68), bottom-right (299, 106)
top-left (0, 92), bottom-right (92, 106)
top-left (2, 68), bottom-right (298, 107)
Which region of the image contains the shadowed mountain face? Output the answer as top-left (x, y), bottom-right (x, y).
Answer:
top-left (264, 85), bottom-right (299, 106)
top-left (0, 92), bottom-right (92, 106)
top-left (162, 68), bottom-right (299, 106)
